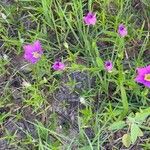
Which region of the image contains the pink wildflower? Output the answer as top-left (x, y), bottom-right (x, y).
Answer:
top-left (23, 40), bottom-right (43, 64)
top-left (105, 60), bottom-right (113, 72)
top-left (118, 24), bottom-right (127, 37)
top-left (52, 61), bottom-right (65, 71)
top-left (83, 12), bottom-right (96, 25)
top-left (135, 65), bottom-right (150, 88)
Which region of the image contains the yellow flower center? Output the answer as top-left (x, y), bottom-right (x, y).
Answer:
top-left (32, 52), bottom-right (41, 58)
top-left (144, 74), bottom-right (150, 81)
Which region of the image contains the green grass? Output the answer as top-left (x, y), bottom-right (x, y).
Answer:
top-left (0, 0), bottom-right (150, 149)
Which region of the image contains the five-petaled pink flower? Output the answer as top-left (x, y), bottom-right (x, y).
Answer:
top-left (83, 12), bottom-right (96, 25)
top-left (23, 40), bottom-right (43, 64)
top-left (135, 65), bottom-right (150, 88)
top-left (105, 60), bottom-right (113, 72)
top-left (52, 61), bottom-right (65, 71)
top-left (118, 24), bottom-right (127, 37)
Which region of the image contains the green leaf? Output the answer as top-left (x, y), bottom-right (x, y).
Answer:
top-left (127, 116), bottom-right (135, 124)
top-left (122, 134), bottom-right (131, 148)
top-left (137, 127), bottom-right (143, 137)
top-left (134, 111), bottom-right (150, 123)
top-left (120, 84), bottom-right (129, 118)
top-left (71, 63), bottom-right (85, 70)
top-left (109, 121), bottom-right (126, 131)
top-left (96, 57), bottom-right (104, 70)
top-left (131, 123), bottom-right (143, 143)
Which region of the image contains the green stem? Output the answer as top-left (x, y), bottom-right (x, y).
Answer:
top-left (120, 83), bottom-right (129, 119)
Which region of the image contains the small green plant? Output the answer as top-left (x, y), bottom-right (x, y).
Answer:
top-left (109, 108), bottom-right (150, 148)
top-left (23, 85), bottom-right (45, 111)
top-left (123, 108), bottom-right (150, 147)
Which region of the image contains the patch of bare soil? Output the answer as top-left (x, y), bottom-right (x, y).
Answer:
top-left (0, 55), bottom-right (35, 149)
top-left (132, 0), bottom-right (150, 30)
top-left (0, 0), bottom-right (15, 5)
top-left (49, 69), bottom-right (96, 138)
top-left (143, 49), bottom-right (150, 63)
top-left (0, 119), bottom-right (36, 150)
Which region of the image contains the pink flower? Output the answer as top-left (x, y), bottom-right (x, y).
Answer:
top-left (83, 12), bottom-right (96, 25)
top-left (52, 61), bottom-right (65, 71)
top-left (23, 40), bottom-right (43, 64)
top-left (118, 24), bottom-right (127, 37)
top-left (135, 65), bottom-right (150, 88)
top-left (104, 60), bottom-right (113, 72)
